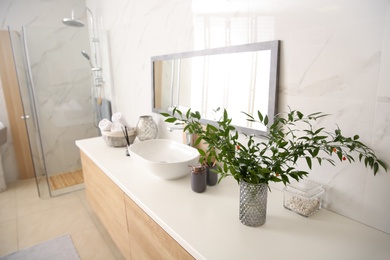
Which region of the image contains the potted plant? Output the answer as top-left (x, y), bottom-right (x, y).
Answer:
top-left (171, 120), bottom-right (219, 186)
top-left (162, 107), bottom-right (388, 227)
top-left (200, 145), bottom-right (218, 186)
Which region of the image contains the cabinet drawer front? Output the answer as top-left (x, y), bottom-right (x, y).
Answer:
top-left (125, 195), bottom-right (194, 259)
top-left (81, 152), bottom-right (131, 259)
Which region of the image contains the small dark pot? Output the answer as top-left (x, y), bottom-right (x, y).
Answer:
top-left (206, 166), bottom-right (218, 186)
top-left (191, 168), bottom-right (207, 193)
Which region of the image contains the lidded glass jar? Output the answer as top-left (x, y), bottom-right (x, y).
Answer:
top-left (190, 165), bottom-right (207, 193)
top-left (136, 115), bottom-right (158, 141)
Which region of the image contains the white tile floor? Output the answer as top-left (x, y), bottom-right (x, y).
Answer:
top-left (0, 178), bottom-right (124, 259)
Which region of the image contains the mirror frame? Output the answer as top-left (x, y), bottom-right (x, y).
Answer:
top-left (151, 40), bottom-right (280, 136)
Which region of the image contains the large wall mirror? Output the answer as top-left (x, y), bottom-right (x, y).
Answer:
top-left (152, 40), bottom-right (279, 135)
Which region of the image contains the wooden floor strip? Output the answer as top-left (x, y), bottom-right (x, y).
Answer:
top-left (49, 170), bottom-right (84, 191)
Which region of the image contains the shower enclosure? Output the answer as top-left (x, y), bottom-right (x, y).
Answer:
top-left (8, 22), bottom-right (105, 197)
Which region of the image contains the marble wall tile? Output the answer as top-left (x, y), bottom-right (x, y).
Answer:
top-left (90, 0), bottom-right (390, 233)
top-left (364, 102), bottom-right (390, 232)
top-left (23, 25), bottom-right (98, 175)
top-left (378, 1), bottom-right (390, 101)
top-left (87, 0), bottom-right (194, 127)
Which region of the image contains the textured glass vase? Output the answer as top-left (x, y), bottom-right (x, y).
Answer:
top-left (136, 115), bottom-right (158, 141)
top-left (239, 181), bottom-right (268, 227)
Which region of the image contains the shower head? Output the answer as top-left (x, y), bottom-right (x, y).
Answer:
top-left (63, 18), bottom-right (84, 27)
top-left (62, 9), bottom-right (84, 27)
top-left (81, 50), bottom-right (93, 68)
top-left (81, 51), bottom-right (91, 61)
top-left (81, 51), bottom-right (101, 71)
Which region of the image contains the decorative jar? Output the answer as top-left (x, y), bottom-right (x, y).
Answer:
top-left (136, 115), bottom-right (158, 141)
top-left (206, 166), bottom-right (218, 186)
top-left (283, 179), bottom-right (324, 217)
top-left (190, 165), bottom-right (207, 193)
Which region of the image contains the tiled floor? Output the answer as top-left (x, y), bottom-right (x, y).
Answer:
top-left (0, 178), bottom-right (124, 259)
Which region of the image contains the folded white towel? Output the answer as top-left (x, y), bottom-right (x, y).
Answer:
top-left (98, 119), bottom-right (113, 131)
top-left (112, 112), bottom-right (129, 127)
top-left (110, 122), bottom-right (124, 133)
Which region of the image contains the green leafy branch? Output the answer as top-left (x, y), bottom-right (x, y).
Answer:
top-left (162, 107), bottom-right (388, 185)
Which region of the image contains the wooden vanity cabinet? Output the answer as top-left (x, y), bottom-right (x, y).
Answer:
top-left (81, 151), bottom-right (194, 260)
top-left (124, 195), bottom-right (194, 259)
top-left (81, 152), bottom-right (131, 259)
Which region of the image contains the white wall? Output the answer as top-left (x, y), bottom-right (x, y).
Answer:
top-left (88, 0), bottom-right (390, 234)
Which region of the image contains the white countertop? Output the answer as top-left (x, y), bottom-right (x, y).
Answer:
top-left (76, 137), bottom-right (390, 260)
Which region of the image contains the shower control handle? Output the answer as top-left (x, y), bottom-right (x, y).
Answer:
top-left (21, 115), bottom-right (30, 120)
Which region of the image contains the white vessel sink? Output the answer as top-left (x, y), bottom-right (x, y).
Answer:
top-left (128, 139), bottom-right (200, 180)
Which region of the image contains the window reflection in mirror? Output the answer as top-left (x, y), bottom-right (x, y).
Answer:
top-left (152, 41), bottom-right (279, 135)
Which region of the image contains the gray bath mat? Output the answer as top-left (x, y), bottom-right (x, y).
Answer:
top-left (0, 234), bottom-right (80, 260)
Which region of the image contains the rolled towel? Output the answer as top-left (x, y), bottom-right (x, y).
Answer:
top-left (98, 119), bottom-right (113, 131)
top-left (110, 122), bottom-right (124, 133)
top-left (112, 112), bottom-right (129, 127)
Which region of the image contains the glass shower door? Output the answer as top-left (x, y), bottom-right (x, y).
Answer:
top-left (8, 28), bottom-right (49, 197)
top-left (10, 24), bottom-right (100, 197)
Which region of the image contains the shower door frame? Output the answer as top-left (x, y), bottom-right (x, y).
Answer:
top-left (0, 30), bottom-right (35, 180)
top-left (20, 26), bottom-right (53, 197)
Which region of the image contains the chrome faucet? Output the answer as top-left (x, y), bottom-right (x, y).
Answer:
top-left (167, 125), bottom-right (185, 132)
top-left (167, 125), bottom-right (194, 146)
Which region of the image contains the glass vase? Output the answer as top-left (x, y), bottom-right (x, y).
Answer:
top-left (136, 115), bottom-right (158, 141)
top-left (239, 181), bottom-right (268, 227)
